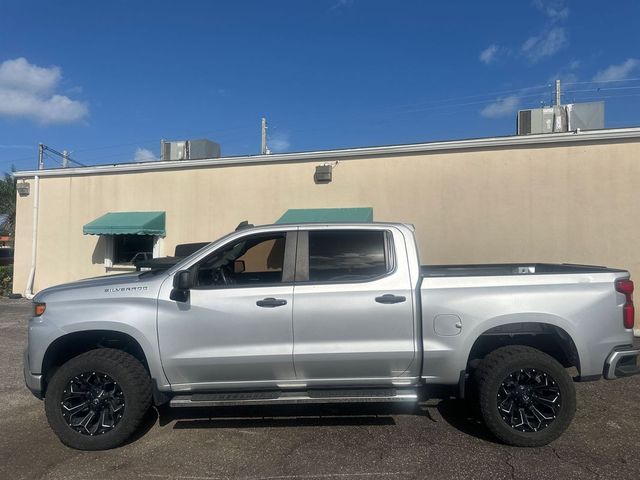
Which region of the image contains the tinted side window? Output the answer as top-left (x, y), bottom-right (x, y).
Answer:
top-left (308, 230), bottom-right (389, 282)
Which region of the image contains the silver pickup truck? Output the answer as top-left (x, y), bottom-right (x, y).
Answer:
top-left (24, 222), bottom-right (640, 450)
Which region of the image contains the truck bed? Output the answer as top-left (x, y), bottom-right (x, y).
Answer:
top-left (421, 263), bottom-right (627, 278)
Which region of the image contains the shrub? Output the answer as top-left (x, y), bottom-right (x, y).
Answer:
top-left (0, 265), bottom-right (12, 296)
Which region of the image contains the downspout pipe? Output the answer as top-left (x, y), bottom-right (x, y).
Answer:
top-left (24, 174), bottom-right (39, 299)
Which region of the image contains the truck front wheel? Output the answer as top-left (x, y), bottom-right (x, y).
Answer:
top-left (44, 348), bottom-right (153, 450)
top-left (475, 345), bottom-right (576, 447)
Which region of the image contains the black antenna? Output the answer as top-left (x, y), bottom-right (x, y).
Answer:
top-left (235, 220), bottom-right (254, 231)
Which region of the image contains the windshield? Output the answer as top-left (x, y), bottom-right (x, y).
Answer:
top-left (138, 240), bottom-right (219, 279)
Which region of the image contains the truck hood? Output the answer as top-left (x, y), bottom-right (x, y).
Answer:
top-left (33, 272), bottom-right (156, 303)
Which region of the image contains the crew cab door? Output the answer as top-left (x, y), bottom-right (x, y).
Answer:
top-left (292, 226), bottom-right (417, 384)
top-left (157, 230), bottom-right (297, 389)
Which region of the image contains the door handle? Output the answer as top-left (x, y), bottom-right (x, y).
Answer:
top-left (256, 297), bottom-right (288, 308)
top-left (375, 294), bottom-right (406, 304)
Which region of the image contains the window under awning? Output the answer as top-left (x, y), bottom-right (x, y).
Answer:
top-left (83, 211), bottom-right (166, 236)
top-left (275, 207), bottom-right (373, 224)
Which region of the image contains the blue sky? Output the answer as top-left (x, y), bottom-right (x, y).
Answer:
top-left (1, 0), bottom-right (639, 173)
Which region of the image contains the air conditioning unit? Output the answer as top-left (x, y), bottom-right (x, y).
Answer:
top-left (517, 102), bottom-right (604, 135)
top-left (517, 106), bottom-right (566, 135)
top-left (160, 139), bottom-right (221, 161)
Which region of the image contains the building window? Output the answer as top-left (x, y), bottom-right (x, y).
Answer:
top-left (113, 235), bottom-right (154, 264)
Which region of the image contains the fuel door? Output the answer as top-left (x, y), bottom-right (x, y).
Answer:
top-left (434, 314), bottom-right (463, 336)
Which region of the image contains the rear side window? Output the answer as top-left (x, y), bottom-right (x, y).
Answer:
top-left (307, 230), bottom-right (391, 282)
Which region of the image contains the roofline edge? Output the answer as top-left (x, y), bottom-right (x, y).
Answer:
top-left (12, 127), bottom-right (640, 178)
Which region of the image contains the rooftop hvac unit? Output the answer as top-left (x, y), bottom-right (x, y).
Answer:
top-left (160, 139), bottom-right (221, 161)
top-left (517, 102), bottom-right (604, 135)
top-left (566, 102), bottom-right (605, 131)
top-left (517, 106), bottom-right (567, 135)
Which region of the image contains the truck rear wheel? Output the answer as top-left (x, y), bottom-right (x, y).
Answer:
top-left (475, 345), bottom-right (576, 447)
top-left (44, 348), bottom-right (152, 450)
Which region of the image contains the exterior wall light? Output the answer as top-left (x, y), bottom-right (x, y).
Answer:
top-left (17, 180), bottom-right (30, 197)
top-left (314, 164), bottom-right (332, 184)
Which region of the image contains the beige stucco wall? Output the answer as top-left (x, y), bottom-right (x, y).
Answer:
top-left (13, 138), bottom-right (640, 324)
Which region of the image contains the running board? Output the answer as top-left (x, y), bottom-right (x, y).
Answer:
top-left (169, 388), bottom-right (418, 407)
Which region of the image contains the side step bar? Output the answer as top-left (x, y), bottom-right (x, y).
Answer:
top-left (170, 388), bottom-right (418, 408)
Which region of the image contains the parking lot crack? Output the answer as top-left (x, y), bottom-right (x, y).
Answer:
top-left (504, 452), bottom-right (516, 480)
top-left (547, 446), bottom-right (601, 478)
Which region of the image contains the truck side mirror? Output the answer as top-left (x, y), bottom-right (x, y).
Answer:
top-left (170, 270), bottom-right (191, 302)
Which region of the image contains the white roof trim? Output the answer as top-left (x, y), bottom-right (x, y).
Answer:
top-left (13, 127), bottom-right (640, 178)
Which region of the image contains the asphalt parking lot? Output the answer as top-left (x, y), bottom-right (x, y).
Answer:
top-left (1, 298), bottom-right (639, 480)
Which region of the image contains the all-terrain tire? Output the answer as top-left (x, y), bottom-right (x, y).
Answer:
top-left (475, 345), bottom-right (576, 447)
top-left (44, 348), bottom-right (153, 450)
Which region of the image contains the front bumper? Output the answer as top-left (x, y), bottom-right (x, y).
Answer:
top-left (23, 349), bottom-right (43, 399)
top-left (604, 344), bottom-right (640, 380)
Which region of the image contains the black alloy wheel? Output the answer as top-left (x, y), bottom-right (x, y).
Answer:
top-left (497, 367), bottom-right (561, 433)
top-left (61, 371), bottom-right (125, 436)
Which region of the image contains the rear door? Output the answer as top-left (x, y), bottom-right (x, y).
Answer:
top-left (292, 226), bottom-right (417, 384)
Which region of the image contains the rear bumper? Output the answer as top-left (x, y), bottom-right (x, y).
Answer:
top-left (23, 349), bottom-right (43, 399)
top-left (604, 345), bottom-right (640, 380)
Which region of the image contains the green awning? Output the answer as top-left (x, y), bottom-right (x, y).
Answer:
top-left (275, 207), bottom-right (373, 224)
top-left (83, 211), bottom-right (166, 236)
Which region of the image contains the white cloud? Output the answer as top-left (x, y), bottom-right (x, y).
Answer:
top-left (533, 0), bottom-right (569, 20)
top-left (268, 132), bottom-right (290, 153)
top-left (0, 57), bottom-right (88, 124)
top-left (592, 58), bottom-right (640, 83)
top-left (479, 44), bottom-right (500, 64)
top-left (133, 148), bottom-right (158, 163)
top-left (485, 2), bottom-right (568, 67)
top-left (480, 95), bottom-right (521, 119)
top-left (0, 57), bottom-right (61, 94)
top-left (521, 27), bottom-right (567, 63)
